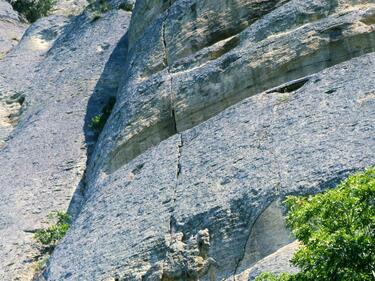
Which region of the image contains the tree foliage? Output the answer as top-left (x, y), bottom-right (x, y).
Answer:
top-left (256, 168), bottom-right (375, 281)
top-left (9, 0), bottom-right (56, 22)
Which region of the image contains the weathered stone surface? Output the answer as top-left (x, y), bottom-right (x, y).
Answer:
top-left (235, 201), bottom-right (294, 277)
top-left (45, 52), bottom-right (375, 280)
top-left (51, 0), bottom-right (89, 17)
top-left (0, 6), bottom-right (131, 280)
top-left (1, 0), bottom-right (375, 279)
top-left (45, 135), bottom-right (181, 280)
top-left (241, 242), bottom-right (299, 281)
top-left (0, 0), bottom-right (27, 58)
top-left (88, 0), bottom-right (375, 182)
top-left (0, 15), bottom-right (68, 147)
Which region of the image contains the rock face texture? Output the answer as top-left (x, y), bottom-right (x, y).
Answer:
top-left (0, 1), bottom-right (132, 279)
top-left (45, 52), bottom-right (375, 281)
top-left (0, 0), bottom-right (26, 58)
top-left (0, 0), bottom-right (374, 280)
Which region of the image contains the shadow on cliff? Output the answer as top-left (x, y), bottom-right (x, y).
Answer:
top-left (67, 32), bottom-right (129, 219)
top-left (166, 168), bottom-right (359, 279)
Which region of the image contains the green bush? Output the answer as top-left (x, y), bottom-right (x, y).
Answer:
top-left (256, 168), bottom-right (375, 281)
top-left (90, 96), bottom-right (116, 133)
top-left (33, 255), bottom-right (49, 273)
top-left (32, 212), bottom-right (70, 275)
top-left (34, 211), bottom-right (71, 247)
top-left (118, 2), bottom-right (133, 12)
top-left (88, 0), bottom-right (112, 21)
top-left (9, 0), bottom-right (56, 23)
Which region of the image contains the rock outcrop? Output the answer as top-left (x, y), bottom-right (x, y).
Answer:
top-left (0, 1), bottom-right (132, 279)
top-left (0, 0), bottom-right (374, 280)
top-left (88, 0), bottom-right (375, 179)
top-left (44, 52), bottom-right (375, 280)
top-left (0, 0), bottom-right (26, 58)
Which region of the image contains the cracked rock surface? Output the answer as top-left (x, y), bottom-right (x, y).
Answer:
top-left (0, 2), bottom-right (131, 279)
top-left (45, 53), bottom-right (375, 280)
top-left (0, 0), bottom-right (375, 280)
top-left (88, 0), bottom-right (375, 181)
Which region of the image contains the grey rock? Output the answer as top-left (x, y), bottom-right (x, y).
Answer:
top-left (51, 0), bottom-right (89, 17)
top-left (45, 53), bottom-right (375, 280)
top-left (235, 201), bottom-right (294, 277)
top-left (88, 0), bottom-right (375, 183)
top-left (0, 6), bottom-right (131, 280)
top-left (244, 242), bottom-right (299, 281)
top-left (0, 0), bottom-right (27, 58)
top-left (45, 135), bottom-right (181, 280)
top-left (0, 15), bottom-right (68, 147)
top-left (1, 0), bottom-right (375, 279)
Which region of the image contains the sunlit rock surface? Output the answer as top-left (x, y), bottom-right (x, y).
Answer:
top-left (0, 0), bottom-right (374, 280)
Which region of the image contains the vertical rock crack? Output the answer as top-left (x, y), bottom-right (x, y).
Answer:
top-left (161, 1), bottom-right (177, 133)
top-left (170, 133), bottom-right (183, 236)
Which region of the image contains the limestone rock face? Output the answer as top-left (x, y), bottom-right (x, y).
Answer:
top-left (44, 52), bottom-right (375, 280)
top-left (0, 0), bottom-right (26, 58)
top-left (0, 0), bottom-right (374, 280)
top-left (0, 3), bottom-right (131, 279)
top-left (88, 0), bottom-right (375, 180)
top-left (51, 0), bottom-right (89, 17)
top-left (241, 242), bottom-right (300, 281)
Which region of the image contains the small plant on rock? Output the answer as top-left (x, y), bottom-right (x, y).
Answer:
top-left (88, 0), bottom-right (112, 21)
top-left (256, 272), bottom-right (293, 281)
top-left (34, 211), bottom-right (71, 247)
top-left (256, 167), bottom-right (375, 281)
top-left (33, 255), bottom-right (49, 274)
top-left (33, 211), bottom-right (71, 276)
top-left (90, 96), bottom-right (116, 134)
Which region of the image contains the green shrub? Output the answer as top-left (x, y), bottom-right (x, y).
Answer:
top-left (9, 0), bottom-right (56, 23)
top-left (33, 255), bottom-right (49, 273)
top-left (90, 96), bottom-right (116, 133)
top-left (256, 168), bottom-right (375, 281)
top-left (34, 211), bottom-right (71, 247)
top-left (88, 0), bottom-right (112, 21)
top-left (118, 2), bottom-right (133, 12)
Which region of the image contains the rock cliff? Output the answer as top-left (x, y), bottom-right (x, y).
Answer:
top-left (0, 0), bottom-right (374, 280)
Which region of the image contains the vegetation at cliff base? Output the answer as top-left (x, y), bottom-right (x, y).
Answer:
top-left (256, 167), bottom-right (375, 281)
top-left (8, 0), bottom-right (56, 22)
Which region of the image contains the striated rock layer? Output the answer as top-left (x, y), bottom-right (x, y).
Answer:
top-left (0, 1), bottom-right (132, 279)
top-left (0, 0), bottom-right (374, 280)
top-left (45, 53), bottom-right (375, 280)
top-left (88, 0), bottom-right (375, 180)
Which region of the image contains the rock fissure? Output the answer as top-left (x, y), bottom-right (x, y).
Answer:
top-left (161, 2), bottom-right (176, 131)
top-left (266, 77), bottom-right (310, 94)
top-left (169, 133), bottom-right (183, 237)
top-left (95, 2), bottom-right (375, 180)
top-left (233, 219), bottom-right (255, 281)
